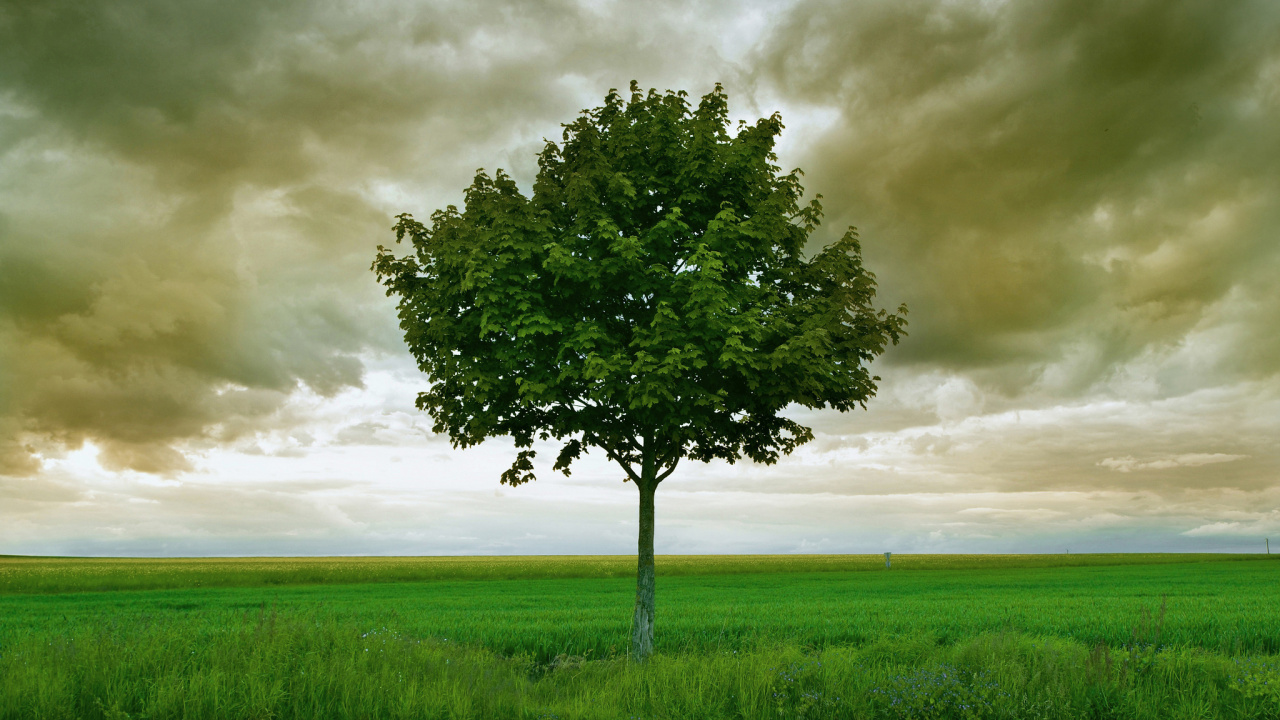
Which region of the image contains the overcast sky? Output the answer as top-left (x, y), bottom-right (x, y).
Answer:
top-left (2, 0), bottom-right (1277, 556)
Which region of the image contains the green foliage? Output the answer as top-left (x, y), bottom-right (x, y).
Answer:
top-left (1230, 657), bottom-right (1280, 714)
top-left (2, 612), bottom-right (1277, 719)
top-left (373, 82), bottom-right (906, 485)
top-left (869, 664), bottom-right (1007, 719)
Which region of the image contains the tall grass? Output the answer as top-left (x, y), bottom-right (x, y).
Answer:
top-left (3, 607), bottom-right (1278, 719)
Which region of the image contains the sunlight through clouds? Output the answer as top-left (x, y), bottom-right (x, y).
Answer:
top-left (2, 0), bottom-right (1278, 555)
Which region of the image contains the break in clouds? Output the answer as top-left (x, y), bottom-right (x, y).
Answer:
top-left (1, 0), bottom-right (1277, 553)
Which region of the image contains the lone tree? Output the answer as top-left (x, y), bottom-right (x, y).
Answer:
top-left (373, 82), bottom-right (906, 661)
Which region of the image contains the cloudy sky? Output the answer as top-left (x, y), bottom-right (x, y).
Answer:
top-left (2, 0), bottom-right (1277, 556)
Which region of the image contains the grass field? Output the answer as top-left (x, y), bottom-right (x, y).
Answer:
top-left (2, 554), bottom-right (1278, 719)
top-left (3, 552), bottom-right (1258, 595)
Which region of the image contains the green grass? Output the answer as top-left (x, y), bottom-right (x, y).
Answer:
top-left (1, 552), bottom-right (1266, 594)
top-left (2, 554), bottom-right (1278, 719)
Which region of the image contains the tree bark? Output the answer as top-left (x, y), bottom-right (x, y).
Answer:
top-left (631, 459), bottom-right (658, 661)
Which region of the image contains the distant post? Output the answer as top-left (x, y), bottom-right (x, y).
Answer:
top-left (1268, 538), bottom-right (1271, 554)
top-left (884, 551), bottom-right (892, 569)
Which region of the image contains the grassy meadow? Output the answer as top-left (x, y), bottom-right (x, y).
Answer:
top-left (2, 554), bottom-right (1278, 719)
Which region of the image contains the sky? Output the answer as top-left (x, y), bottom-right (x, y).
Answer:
top-left (1, 0), bottom-right (1278, 556)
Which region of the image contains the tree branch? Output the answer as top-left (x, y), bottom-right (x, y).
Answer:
top-left (583, 429), bottom-right (641, 483)
top-left (655, 455), bottom-right (681, 483)
top-left (610, 451), bottom-right (642, 483)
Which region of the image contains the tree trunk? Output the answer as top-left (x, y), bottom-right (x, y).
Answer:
top-left (631, 475), bottom-right (657, 661)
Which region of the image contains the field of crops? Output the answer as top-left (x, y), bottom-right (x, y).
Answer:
top-left (1, 552), bottom-right (1253, 594)
top-left (2, 554), bottom-right (1278, 719)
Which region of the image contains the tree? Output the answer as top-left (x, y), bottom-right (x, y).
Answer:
top-left (372, 82), bottom-right (906, 661)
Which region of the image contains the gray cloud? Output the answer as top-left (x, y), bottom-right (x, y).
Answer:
top-left (0, 0), bottom-right (752, 473)
top-left (1, 0), bottom-right (1277, 553)
top-left (1099, 453), bottom-right (1247, 473)
top-left (754, 0), bottom-right (1280, 392)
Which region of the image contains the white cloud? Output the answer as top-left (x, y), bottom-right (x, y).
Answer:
top-left (1099, 453), bottom-right (1248, 473)
top-left (1182, 522), bottom-right (1247, 537)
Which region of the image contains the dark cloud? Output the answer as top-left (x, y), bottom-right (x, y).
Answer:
top-left (0, 0), bottom-right (1276, 550)
top-left (0, 0), bottom-right (748, 474)
top-left (755, 0), bottom-right (1280, 391)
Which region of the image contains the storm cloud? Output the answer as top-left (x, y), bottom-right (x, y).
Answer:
top-left (0, 0), bottom-right (747, 473)
top-left (1, 0), bottom-right (1276, 553)
top-left (757, 0), bottom-right (1280, 385)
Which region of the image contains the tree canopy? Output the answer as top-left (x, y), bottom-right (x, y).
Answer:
top-left (373, 82), bottom-right (906, 488)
